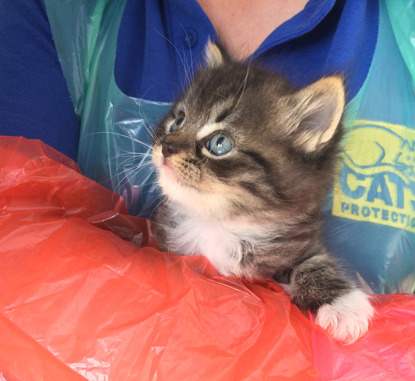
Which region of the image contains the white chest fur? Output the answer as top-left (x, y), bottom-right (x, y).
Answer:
top-left (163, 209), bottom-right (268, 277)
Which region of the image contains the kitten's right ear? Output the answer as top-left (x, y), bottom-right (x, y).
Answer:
top-left (204, 40), bottom-right (228, 68)
top-left (287, 76), bottom-right (346, 153)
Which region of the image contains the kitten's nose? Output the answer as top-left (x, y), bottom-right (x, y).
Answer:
top-left (162, 142), bottom-right (180, 158)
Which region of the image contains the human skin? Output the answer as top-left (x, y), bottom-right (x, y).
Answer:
top-left (197, 0), bottom-right (308, 60)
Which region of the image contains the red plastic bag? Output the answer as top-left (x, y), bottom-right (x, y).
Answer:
top-left (1, 136), bottom-right (414, 380)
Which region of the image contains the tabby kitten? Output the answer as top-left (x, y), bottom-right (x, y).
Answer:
top-left (152, 42), bottom-right (374, 343)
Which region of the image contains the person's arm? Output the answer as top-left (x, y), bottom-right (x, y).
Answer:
top-left (0, 0), bottom-right (79, 159)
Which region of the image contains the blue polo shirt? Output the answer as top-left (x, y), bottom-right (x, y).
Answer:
top-left (0, 0), bottom-right (378, 159)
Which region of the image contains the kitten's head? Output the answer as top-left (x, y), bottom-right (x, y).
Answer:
top-left (152, 42), bottom-right (345, 221)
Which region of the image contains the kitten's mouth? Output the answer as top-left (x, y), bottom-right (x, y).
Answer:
top-left (162, 157), bottom-right (178, 181)
top-left (154, 147), bottom-right (201, 190)
top-left (161, 157), bottom-right (201, 191)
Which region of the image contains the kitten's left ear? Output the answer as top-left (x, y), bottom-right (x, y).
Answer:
top-left (204, 40), bottom-right (229, 68)
top-left (289, 76), bottom-right (346, 153)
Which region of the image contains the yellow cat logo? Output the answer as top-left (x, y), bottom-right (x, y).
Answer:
top-left (333, 120), bottom-right (415, 232)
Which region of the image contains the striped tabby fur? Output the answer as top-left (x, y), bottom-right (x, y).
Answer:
top-left (152, 42), bottom-right (374, 343)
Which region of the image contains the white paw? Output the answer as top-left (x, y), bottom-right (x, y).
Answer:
top-left (315, 289), bottom-right (374, 344)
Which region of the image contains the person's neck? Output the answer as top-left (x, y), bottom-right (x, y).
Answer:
top-left (197, 0), bottom-right (308, 60)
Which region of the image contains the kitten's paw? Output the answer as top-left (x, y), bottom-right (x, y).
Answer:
top-left (315, 289), bottom-right (374, 344)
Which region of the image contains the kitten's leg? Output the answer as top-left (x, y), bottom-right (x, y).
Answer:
top-left (284, 254), bottom-right (374, 344)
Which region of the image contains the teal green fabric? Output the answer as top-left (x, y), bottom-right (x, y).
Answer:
top-left (45, 0), bottom-right (171, 217)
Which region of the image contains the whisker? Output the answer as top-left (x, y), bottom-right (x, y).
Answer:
top-left (136, 98), bottom-right (160, 144)
top-left (209, 91), bottom-right (228, 99)
top-left (104, 148), bottom-right (156, 192)
top-left (155, 28), bottom-right (194, 91)
top-left (232, 62), bottom-right (251, 113)
top-left (114, 158), bottom-right (154, 180)
top-left (111, 147), bottom-right (152, 165)
top-left (114, 164), bottom-right (158, 194)
top-left (115, 152), bottom-right (153, 160)
top-left (176, 19), bottom-right (196, 90)
top-left (86, 131), bottom-right (154, 150)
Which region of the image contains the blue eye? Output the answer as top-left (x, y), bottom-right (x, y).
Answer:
top-left (170, 115), bottom-right (185, 133)
top-left (206, 133), bottom-right (233, 156)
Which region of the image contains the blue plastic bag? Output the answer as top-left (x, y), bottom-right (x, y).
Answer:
top-left (322, 0), bottom-right (415, 293)
top-left (45, 0), bottom-right (171, 218)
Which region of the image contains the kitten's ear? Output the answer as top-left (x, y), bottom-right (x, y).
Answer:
top-left (204, 40), bottom-right (228, 68)
top-left (289, 76), bottom-right (345, 153)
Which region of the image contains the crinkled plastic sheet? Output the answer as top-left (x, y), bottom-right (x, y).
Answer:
top-left (1, 136), bottom-right (415, 380)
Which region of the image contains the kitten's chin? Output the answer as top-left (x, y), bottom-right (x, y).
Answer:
top-left (159, 172), bottom-right (232, 219)
top-left (161, 159), bottom-right (178, 183)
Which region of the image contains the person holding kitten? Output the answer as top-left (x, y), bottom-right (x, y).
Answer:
top-left (1, 0), bottom-right (414, 340)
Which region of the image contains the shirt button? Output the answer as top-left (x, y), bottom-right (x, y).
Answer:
top-left (184, 29), bottom-right (198, 48)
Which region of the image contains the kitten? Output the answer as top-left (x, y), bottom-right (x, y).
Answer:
top-left (151, 41), bottom-right (374, 343)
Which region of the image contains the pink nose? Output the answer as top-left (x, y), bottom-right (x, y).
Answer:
top-left (162, 142), bottom-right (180, 157)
